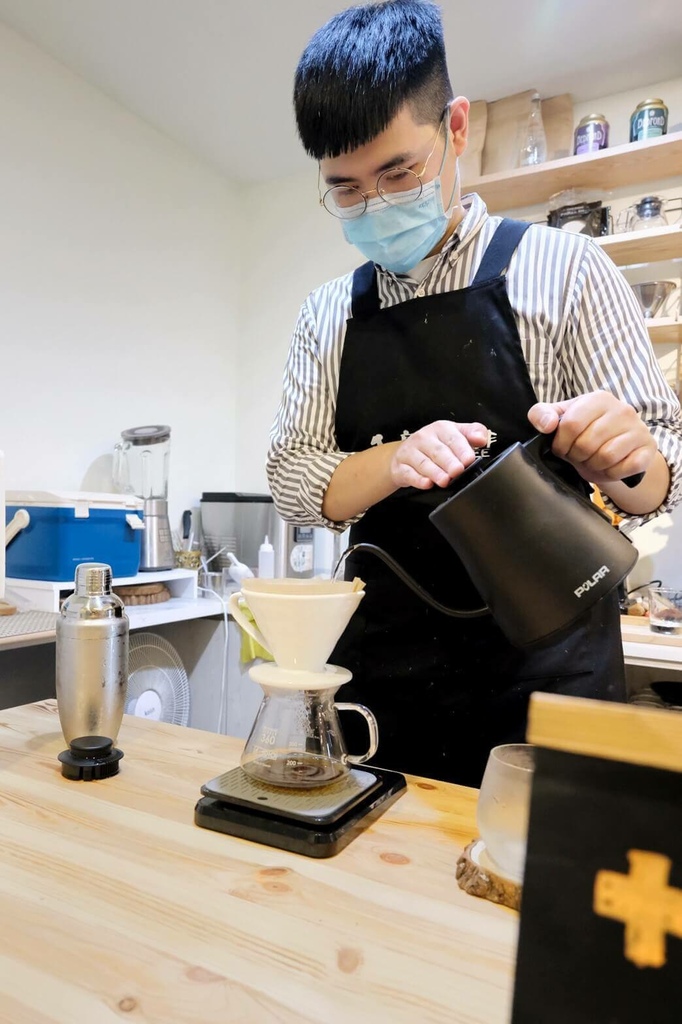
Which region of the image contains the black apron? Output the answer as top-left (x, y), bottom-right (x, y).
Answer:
top-left (331, 219), bottom-right (625, 787)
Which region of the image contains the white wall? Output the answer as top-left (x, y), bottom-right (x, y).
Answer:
top-left (236, 170), bottom-right (360, 492)
top-left (0, 21), bottom-right (243, 529)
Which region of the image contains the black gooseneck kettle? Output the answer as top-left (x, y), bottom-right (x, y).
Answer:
top-left (337, 433), bottom-right (639, 648)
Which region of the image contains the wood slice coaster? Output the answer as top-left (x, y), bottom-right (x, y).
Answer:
top-left (114, 585), bottom-right (171, 606)
top-left (456, 838), bottom-right (522, 911)
top-left (114, 583), bottom-right (167, 597)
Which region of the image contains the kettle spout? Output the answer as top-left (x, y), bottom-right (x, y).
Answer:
top-left (332, 542), bottom-right (489, 620)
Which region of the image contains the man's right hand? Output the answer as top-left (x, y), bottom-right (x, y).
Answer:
top-left (389, 420), bottom-right (490, 489)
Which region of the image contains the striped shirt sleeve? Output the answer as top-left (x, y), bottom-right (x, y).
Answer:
top-left (266, 295), bottom-right (359, 532)
top-left (561, 239), bottom-right (682, 520)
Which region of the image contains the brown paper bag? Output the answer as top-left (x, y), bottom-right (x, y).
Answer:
top-left (481, 90), bottom-right (535, 176)
top-left (541, 93), bottom-right (574, 161)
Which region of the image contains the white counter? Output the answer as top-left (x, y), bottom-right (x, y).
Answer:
top-left (1, 568), bottom-right (225, 650)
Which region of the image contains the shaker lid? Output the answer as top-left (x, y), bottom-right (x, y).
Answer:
top-left (121, 425), bottom-right (171, 445)
top-left (74, 563), bottom-right (113, 597)
top-left (58, 736), bottom-right (124, 781)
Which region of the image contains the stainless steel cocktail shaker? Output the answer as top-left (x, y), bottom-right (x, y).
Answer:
top-left (56, 563), bottom-right (129, 746)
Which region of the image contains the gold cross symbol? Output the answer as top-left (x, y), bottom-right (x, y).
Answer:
top-left (594, 850), bottom-right (682, 968)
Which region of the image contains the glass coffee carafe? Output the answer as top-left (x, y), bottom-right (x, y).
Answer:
top-left (616, 195), bottom-right (682, 233)
top-left (228, 577), bottom-right (375, 789)
top-left (113, 425), bottom-right (174, 571)
top-left (241, 665), bottom-right (378, 788)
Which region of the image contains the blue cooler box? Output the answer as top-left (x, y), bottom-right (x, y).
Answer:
top-left (5, 491), bottom-right (145, 581)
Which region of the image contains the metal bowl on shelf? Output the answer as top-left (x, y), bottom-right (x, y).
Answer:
top-left (630, 280), bottom-right (678, 319)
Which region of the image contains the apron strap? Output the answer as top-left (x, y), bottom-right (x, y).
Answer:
top-left (351, 261), bottom-right (380, 318)
top-left (351, 218), bottom-right (532, 314)
top-left (472, 219), bottom-right (532, 285)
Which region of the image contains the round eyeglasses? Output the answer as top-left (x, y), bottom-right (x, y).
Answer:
top-left (319, 116), bottom-right (446, 221)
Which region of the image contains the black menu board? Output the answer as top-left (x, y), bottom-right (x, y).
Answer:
top-left (512, 694), bottom-right (682, 1024)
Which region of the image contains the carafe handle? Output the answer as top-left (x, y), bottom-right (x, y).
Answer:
top-left (668, 198), bottom-right (682, 225)
top-left (227, 592), bottom-right (273, 658)
top-left (615, 208), bottom-right (633, 234)
top-left (335, 702), bottom-right (379, 764)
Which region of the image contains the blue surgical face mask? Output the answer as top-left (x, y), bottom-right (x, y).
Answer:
top-left (342, 149), bottom-right (459, 275)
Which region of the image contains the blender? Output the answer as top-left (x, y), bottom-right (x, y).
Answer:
top-left (195, 578), bottom-right (406, 857)
top-left (113, 425), bottom-right (174, 571)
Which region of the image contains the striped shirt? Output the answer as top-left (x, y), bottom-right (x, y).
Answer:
top-left (267, 193), bottom-right (682, 531)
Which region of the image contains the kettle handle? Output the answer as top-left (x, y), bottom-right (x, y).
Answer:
top-left (523, 431), bottom-right (644, 489)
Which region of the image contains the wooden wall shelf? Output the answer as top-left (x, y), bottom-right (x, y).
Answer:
top-left (464, 132), bottom-right (682, 214)
top-left (597, 225), bottom-right (682, 266)
top-left (646, 318), bottom-right (682, 345)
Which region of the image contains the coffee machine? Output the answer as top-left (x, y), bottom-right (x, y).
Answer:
top-left (199, 492), bottom-right (338, 578)
top-left (113, 425), bottom-right (174, 571)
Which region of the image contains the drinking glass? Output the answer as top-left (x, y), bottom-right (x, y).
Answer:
top-left (476, 743), bottom-right (536, 882)
top-left (648, 587), bottom-right (682, 635)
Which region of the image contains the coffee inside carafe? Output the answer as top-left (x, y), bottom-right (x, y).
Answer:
top-left (240, 670), bottom-right (378, 789)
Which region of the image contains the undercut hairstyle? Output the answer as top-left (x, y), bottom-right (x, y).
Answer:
top-left (294, 0), bottom-right (453, 160)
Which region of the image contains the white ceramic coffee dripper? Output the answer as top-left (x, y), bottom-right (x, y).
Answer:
top-left (227, 577), bottom-right (365, 673)
top-left (228, 578), bottom-right (377, 788)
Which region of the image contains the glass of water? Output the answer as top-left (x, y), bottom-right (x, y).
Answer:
top-left (648, 587), bottom-right (682, 635)
top-left (476, 743), bottom-right (536, 883)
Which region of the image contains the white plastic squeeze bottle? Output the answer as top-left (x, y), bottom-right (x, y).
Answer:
top-left (258, 535), bottom-right (275, 578)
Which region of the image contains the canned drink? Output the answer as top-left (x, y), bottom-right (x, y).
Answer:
top-left (574, 114), bottom-right (610, 155)
top-left (630, 98), bottom-right (668, 142)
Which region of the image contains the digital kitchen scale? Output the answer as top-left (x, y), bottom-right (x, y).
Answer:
top-left (194, 764), bottom-right (406, 858)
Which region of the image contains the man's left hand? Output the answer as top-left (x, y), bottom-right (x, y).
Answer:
top-left (527, 390), bottom-right (657, 487)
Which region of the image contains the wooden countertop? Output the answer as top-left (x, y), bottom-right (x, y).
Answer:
top-left (620, 614), bottom-right (682, 648)
top-left (0, 701), bottom-right (516, 1023)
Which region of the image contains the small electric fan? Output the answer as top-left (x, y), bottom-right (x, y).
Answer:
top-left (127, 632), bottom-right (191, 726)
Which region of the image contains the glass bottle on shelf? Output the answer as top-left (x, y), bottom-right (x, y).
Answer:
top-left (519, 92), bottom-right (548, 167)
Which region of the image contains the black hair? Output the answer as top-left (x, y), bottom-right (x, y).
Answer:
top-left (294, 0), bottom-right (452, 160)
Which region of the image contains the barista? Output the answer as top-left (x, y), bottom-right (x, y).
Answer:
top-left (267, 0), bottom-right (682, 786)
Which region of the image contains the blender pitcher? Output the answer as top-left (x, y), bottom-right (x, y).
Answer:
top-left (113, 425), bottom-right (174, 571)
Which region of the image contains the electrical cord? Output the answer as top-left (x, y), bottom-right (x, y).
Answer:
top-left (627, 580), bottom-right (661, 596)
top-left (197, 585), bottom-right (230, 735)
top-left (333, 542), bottom-right (488, 619)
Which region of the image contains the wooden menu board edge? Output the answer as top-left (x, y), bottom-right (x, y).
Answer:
top-left (527, 692), bottom-right (682, 774)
